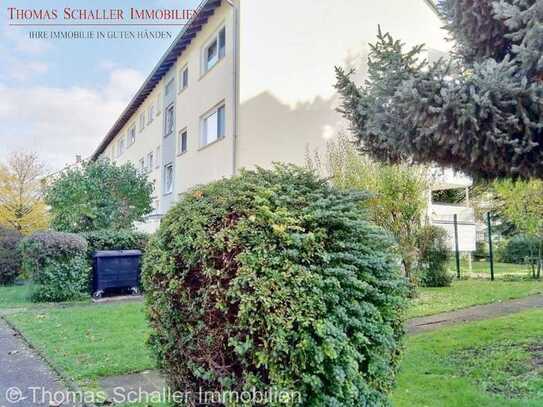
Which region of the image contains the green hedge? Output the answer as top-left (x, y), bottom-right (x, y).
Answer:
top-left (143, 165), bottom-right (407, 406)
top-left (416, 225), bottom-right (453, 287)
top-left (500, 235), bottom-right (542, 264)
top-left (81, 229), bottom-right (149, 257)
top-left (20, 231), bottom-right (90, 302)
top-left (0, 226), bottom-right (23, 285)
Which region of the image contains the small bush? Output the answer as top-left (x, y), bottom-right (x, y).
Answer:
top-left (143, 165), bottom-right (407, 406)
top-left (474, 240), bottom-right (488, 261)
top-left (416, 225), bottom-right (453, 287)
top-left (0, 226), bottom-right (23, 285)
top-left (500, 235), bottom-right (541, 264)
top-left (81, 229), bottom-right (149, 257)
top-left (20, 231), bottom-right (90, 302)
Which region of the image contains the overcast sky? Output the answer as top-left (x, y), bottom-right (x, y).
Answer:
top-left (0, 0), bottom-right (200, 173)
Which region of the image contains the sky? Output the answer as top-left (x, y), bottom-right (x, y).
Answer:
top-left (0, 0), bottom-right (201, 173)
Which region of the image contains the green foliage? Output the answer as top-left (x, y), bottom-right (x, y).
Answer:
top-left (307, 135), bottom-right (428, 281)
top-left (20, 231), bottom-right (90, 302)
top-left (45, 159), bottom-right (153, 233)
top-left (336, 0), bottom-right (543, 179)
top-left (492, 179), bottom-right (543, 278)
top-left (143, 165), bottom-right (407, 406)
top-left (500, 235), bottom-right (542, 264)
top-left (474, 240), bottom-right (489, 261)
top-left (415, 225), bottom-right (453, 287)
top-left (0, 226), bottom-right (22, 285)
top-left (81, 229), bottom-right (149, 258)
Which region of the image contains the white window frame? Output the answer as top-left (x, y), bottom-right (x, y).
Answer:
top-left (139, 112), bottom-right (145, 132)
top-left (164, 103), bottom-right (175, 137)
top-left (147, 104), bottom-right (154, 124)
top-left (165, 78), bottom-right (175, 97)
top-left (147, 151), bottom-right (154, 172)
top-left (138, 157), bottom-right (145, 172)
top-left (200, 103), bottom-right (225, 147)
top-left (202, 26), bottom-right (226, 74)
top-left (178, 128), bottom-right (188, 155)
top-left (164, 163), bottom-right (174, 195)
top-left (117, 136), bottom-right (126, 157)
top-left (156, 92), bottom-right (162, 115)
top-left (155, 146), bottom-right (160, 169)
top-left (128, 124), bottom-right (136, 146)
top-left (179, 65), bottom-right (189, 92)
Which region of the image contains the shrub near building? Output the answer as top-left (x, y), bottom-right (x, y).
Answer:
top-left (20, 231), bottom-right (90, 302)
top-left (0, 226), bottom-right (23, 285)
top-left (82, 229), bottom-right (149, 258)
top-left (143, 165), bottom-right (407, 406)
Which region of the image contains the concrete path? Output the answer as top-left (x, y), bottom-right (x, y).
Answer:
top-left (0, 319), bottom-right (71, 407)
top-left (99, 371), bottom-right (165, 402)
top-left (407, 294), bottom-right (543, 334)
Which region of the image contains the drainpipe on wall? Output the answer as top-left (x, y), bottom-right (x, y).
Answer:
top-left (225, 0), bottom-right (239, 176)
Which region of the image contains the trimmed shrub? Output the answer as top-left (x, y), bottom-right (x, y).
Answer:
top-left (0, 226), bottom-right (23, 285)
top-left (143, 165), bottom-right (407, 406)
top-left (81, 229), bottom-right (149, 257)
top-left (500, 235), bottom-right (542, 264)
top-left (20, 231), bottom-right (90, 302)
top-left (416, 225), bottom-right (453, 287)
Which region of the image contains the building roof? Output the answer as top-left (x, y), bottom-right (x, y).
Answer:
top-left (91, 0), bottom-right (221, 160)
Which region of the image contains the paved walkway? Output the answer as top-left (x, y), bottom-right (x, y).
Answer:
top-left (407, 294), bottom-right (543, 334)
top-left (0, 319), bottom-right (71, 407)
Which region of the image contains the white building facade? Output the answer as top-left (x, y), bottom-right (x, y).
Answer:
top-left (93, 0), bottom-right (475, 248)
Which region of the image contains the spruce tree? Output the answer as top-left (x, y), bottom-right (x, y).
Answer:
top-left (336, 0), bottom-right (543, 179)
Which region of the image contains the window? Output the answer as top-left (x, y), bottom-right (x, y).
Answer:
top-left (165, 78), bottom-right (175, 97)
top-left (147, 104), bottom-right (154, 124)
top-left (164, 104), bottom-right (175, 137)
top-left (156, 92), bottom-right (162, 115)
top-left (128, 125), bottom-right (136, 146)
top-left (117, 136), bottom-right (126, 157)
top-left (204, 27), bottom-right (226, 73)
top-left (164, 163), bottom-right (174, 195)
top-left (179, 66), bottom-right (188, 92)
top-left (139, 158), bottom-right (145, 172)
top-left (178, 129), bottom-right (188, 154)
top-left (201, 104), bottom-right (225, 146)
top-left (147, 151), bottom-right (154, 171)
top-left (155, 146), bottom-right (160, 168)
top-left (139, 113), bottom-right (145, 132)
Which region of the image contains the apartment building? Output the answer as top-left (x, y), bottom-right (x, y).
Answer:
top-left (92, 0), bottom-right (461, 233)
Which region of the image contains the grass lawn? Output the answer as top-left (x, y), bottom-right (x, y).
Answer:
top-left (0, 284), bottom-right (32, 308)
top-left (5, 301), bottom-right (154, 386)
top-left (0, 284), bottom-right (90, 310)
top-left (409, 279), bottom-right (543, 318)
top-left (456, 261), bottom-right (528, 276)
top-left (392, 309), bottom-right (543, 406)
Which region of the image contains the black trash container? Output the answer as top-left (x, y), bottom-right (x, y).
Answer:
top-left (92, 250), bottom-right (142, 298)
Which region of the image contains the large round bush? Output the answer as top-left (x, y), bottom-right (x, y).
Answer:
top-left (20, 231), bottom-right (90, 302)
top-left (0, 226), bottom-right (23, 285)
top-left (143, 165), bottom-right (407, 406)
